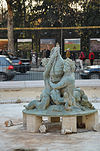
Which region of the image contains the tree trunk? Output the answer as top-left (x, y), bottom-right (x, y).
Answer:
top-left (7, 1), bottom-right (14, 54)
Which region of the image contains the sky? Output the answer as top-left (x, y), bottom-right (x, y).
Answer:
top-left (0, 0), bottom-right (82, 14)
top-left (0, 0), bottom-right (7, 8)
top-left (0, 0), bottom-right (37, 13)
top-left (0, 0), bottom-right (7, 13)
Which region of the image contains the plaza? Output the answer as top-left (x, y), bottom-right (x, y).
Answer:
top-left (0, 80), bottom-right (100, 151)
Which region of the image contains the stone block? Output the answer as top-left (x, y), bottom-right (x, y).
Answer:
top-left (93, 123), bottom-right (100, 132)
top-left (62, 116), bottom-right (77, 133)
top-left (26, 114), bottom-right (42, 132)
top-left (23, 113), bottom-right (27, 128)
top-left (82, 112), bottom-right (98, 130)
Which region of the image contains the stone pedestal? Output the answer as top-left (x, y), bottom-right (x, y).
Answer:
top-left (23, 113), bottom-right (42, 132)
top-left (82, 112), bottom-right (98, 130)
top-left (62, 116), bottom-right (77, 133)
top-left (23, 109), bottom-right (98, 133)
top-left (23, 112), bottom-right (27, 128)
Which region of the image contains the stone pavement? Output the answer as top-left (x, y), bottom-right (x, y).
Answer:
top-left (0, 80), bottom-right (100, 104)
top-left (0, 103), bottom-right (100, 151)
top-left (0, 80), bottom-right (100, 151)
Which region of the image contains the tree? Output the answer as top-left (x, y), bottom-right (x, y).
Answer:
top-left (78, 0), bottom-right (100, 53)
top-left (6, 0), bottom-right (14, 53)
top-left (1, 0), bottom-right (99, 55)
top-left (5, 0), bottom-right (33, 54)
top-left (29, 0), bottom-right (78, 27)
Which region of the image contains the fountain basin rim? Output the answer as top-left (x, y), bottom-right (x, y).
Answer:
top-left (22, 109), bottom-right (98, 117)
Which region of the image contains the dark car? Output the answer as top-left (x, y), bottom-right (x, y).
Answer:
top-left (0, 55), bottom-right (16, 81)
top-left (80, 65), bottom-right (100, 79)
top-left (11, 57), bottom-right (31, 73)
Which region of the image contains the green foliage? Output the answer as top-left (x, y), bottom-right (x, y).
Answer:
top-left (29, 0), bottom-right (77, 27)
top-left (0, 0), bottom-right (99, 53)
top-left (1, 0), bottom-right (99, 29)
top-left (80, 0), bottom-right (100, 26)
top-left (78, 0), bottom-right (100, 52)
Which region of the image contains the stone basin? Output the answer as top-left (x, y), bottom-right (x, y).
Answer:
top-left (23, 108), bottom-right (98, 133)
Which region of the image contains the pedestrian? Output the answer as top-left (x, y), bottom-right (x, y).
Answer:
top-left (79, 51), bottom-right (85, 61)
top-left (66, 48), bottom-right (70, 58)
top-left (32, 53), bottom-right (36, 64)
top-left (35, 52), bottom-right (38, 66)
top-left (70, 52), bottom-right (75, 61)
top-left (78, 51), bottom-right (85, 70)
top-left (89, 50), bottom-right (95, 65)
top-left (46, 49), bottom-right (50, 58)
top-left (0, 49), bottom-right (3, 55)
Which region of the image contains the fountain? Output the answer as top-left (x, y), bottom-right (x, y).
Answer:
top-left (23, 44), bottom-right (98, 133)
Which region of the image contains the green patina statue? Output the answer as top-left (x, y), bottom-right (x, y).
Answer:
top-left (24, 44), bottom-right (94, 112)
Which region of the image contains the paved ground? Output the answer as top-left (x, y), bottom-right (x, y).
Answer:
top-left (0, 103), bottom-right (100, 151)
top-left (0, 86), bottom-right (100, 103)
top-left (0, 88), bottom-right (43, 103)
top-left (0, 87), bottom-right (100, 151)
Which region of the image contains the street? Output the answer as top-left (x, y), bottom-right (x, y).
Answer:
top-left (13, 70), bottom-right (44, 81)
top-left (12, 70), bottom-right (81, 81)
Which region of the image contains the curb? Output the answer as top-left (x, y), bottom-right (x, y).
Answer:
top-left (0, 80), bottom-right (100, 89)
top-left (0, 80), bottom-right (44, 89)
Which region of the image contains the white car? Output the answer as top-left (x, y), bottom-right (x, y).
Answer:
top-left (80, 65), bottom-right (100, 79)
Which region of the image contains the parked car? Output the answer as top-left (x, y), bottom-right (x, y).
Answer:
top-left (11, 57), bottom-right (31, 73)
top-left (80, 65), bottom-right (100, 79)
top-left (0, 55), bottom-right (16, 81)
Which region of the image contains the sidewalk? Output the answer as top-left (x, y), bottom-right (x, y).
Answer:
top-left (0, 80), bottom-right (100, 89)
top-left (0, 80), bottom-right (100, 104)
top-left (31, 66), bottom-right (45, 72)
